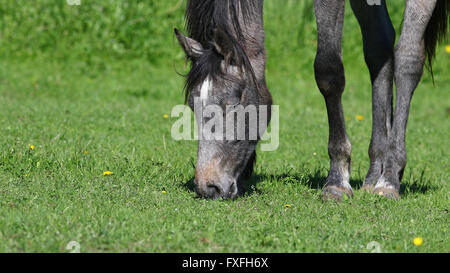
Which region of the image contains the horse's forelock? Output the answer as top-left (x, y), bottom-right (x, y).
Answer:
top-left (183, 0), bottom-right (262, 103)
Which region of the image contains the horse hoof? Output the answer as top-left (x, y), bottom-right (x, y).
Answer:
top-left (372, 187), bottom-right (400, 200)
top-left (323, 185), bottom-right (353, 201)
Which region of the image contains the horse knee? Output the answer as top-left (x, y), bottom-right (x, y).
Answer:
top-left (314, 52), bottom-right (345, 98)
top-left (329, 139), bottom-right (352, 161)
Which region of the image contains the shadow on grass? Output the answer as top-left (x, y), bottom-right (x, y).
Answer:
top-left (400, 169), bottom-right (440, 196)
top-left (184, 177), bottom-right (195, 192)
top-left (182, 170), bottom-right (330, 196)
top-left (244, 169), bottom-right (363, 196)
top-left (182, 167), bottom-right (438, 197)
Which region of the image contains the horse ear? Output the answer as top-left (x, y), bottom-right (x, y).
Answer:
top-left (174, 28), bottom-right (203, 59)
top-left (213, 28), bottom-right (240, 66)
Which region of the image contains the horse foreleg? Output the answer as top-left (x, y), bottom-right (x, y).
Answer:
top-left (350, 0), bottom-right (395, 192)
top-left (373, 0), bottom-right (437, 199)
top-left (313, 0), bottom-right (352, 201)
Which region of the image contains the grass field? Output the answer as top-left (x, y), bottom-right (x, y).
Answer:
top-left (0, 1), bottom-right (449, 252)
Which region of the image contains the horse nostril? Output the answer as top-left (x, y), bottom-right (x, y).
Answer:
top-left (207, 184), bottom-right (222, 193)
top-left (206, 183), bottom-right (223, 198)
top-left (229, 182), bottom-right (237, 195)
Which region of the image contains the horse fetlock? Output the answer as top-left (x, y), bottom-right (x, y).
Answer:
top-left (368, 139), bottom-right (388, 160)
top-left (385, 147), bottom-right (407, 172)
top-left (363, 159), bottom-right (383, 188)
top-left (364, 141), bottom-right (388, 188)
top-left (323, 158), bottom-right (352, 201)
top-left (365, 150), bottom-right (403, 199)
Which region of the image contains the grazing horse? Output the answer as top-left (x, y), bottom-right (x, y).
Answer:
top-left (175, 0), bottom-right (449, 200)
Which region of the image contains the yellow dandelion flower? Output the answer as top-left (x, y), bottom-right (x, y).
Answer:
top-left (445, 45), bottom-right (450, 54)
top-left (284, 204), bottom-right (292, 208)
top-left (24, 173), bottom-right (29, 177)
top-left (163, 114), bottom-right (169, 119)
top-left (356, 115), bottom-right (364, 121)
top-left (413, 237), bottom-right (423, 246)
top-left (162, 190), bottom-right (167, 194)
top-left (29, 144), bottom-right (35, 150)
top-left (103, 171), bottom-right (113, 176)
top-left (83, 151), bottom-right (89, 155)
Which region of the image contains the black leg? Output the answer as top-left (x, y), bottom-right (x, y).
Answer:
top-left (350, 0), bottom-right (395, 190)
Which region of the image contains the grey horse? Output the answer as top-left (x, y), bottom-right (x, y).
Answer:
top-left (175, 0), bottom-right (448, 200)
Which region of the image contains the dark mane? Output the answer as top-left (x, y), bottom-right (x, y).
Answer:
top-left (183, 0), bottom-right (262, 103)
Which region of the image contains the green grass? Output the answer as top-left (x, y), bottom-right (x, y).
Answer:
top-left (0, 1), bottom-right (449, 252)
